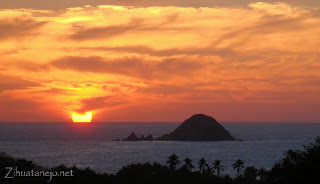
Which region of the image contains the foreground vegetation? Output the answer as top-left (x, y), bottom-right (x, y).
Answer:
top-left (1, 137), bottom-right (319, 183)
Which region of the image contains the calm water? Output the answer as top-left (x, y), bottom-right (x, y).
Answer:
top-left (0, 122), bottom-right (319, 175)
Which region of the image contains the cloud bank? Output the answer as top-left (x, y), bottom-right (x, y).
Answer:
top-left (0, 2), bottom-right (319, 122)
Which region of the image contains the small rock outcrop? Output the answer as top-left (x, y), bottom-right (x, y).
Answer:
top-left (156, 114), bottom-right (235, 141)
top-left (144, 135), bottom-right (154, 141)
top-left (122, 133), bottom-right (154, 141)
top-left (122, 132), bottom-right (140, 141)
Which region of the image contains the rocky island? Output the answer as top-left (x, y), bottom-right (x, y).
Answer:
top-left (156, 114), bottom-right (235, 141)
top-left (121, 132), bottom-right (154, 141)
top-left (119, 114), bottom-right (236, 141)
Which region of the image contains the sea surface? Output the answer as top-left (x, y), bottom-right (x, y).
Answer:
top-left (0, 122), bottom-right (319, 175)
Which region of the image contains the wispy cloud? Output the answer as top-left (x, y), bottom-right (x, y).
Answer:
top-left (0, 17), bottom-right (47, 41)
top-left (0, 2), bottom-right (320, 122)
top-left (50, 56), bottom-right (204, 79)
top-left (0, 75), bottom-right (41, 92)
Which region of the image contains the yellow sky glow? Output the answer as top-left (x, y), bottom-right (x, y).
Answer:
top-left (0, 2), bottom-right (319, 122)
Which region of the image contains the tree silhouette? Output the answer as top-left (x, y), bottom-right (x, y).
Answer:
top-left (182, 157), bottom-right (195, 171)
top-left (233, 159), bottom-right (245, 175)
top-left (198, 158), bottom-right (209, 174)
top-left (212, 160), bottom-right (225, 176)
top-left (167, 154), bottom-right (180, 170)
top-left (258, 168), bottom-right (267, 182)
top-left (244, 166), bottom-right (258, 182)
top-left (269, 137), bottom-right (320, 184)
top-left (1, 136), bottom-right (319, 183)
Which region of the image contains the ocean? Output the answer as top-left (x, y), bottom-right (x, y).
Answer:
top-left (0, 122), bottom-right (319, 175)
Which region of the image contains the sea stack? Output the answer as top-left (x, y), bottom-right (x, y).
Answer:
top-left (144, 135), bottom-right (154, 141)
top-left (122, 132), bottom-right (154, 141)
top-left (156, 114), bottom-right (236, 141)
top-left (122, 132), bottom-right (140, 141)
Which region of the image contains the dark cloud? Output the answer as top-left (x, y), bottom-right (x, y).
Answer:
top-left (0, 75), bottom-right (41, 92)
top-left (78, 96), bottom-right (127, 112)
top-left (79, 45), bottom-right (235, 57)
top-left (135, 82), bottom-right (224, 96)
top-left (51, 56), bottom-right (203, 79)
top-left (36, 88), bottom-right (69, 95)
top-left (69, 15), bottom-right (186, 41)
top-left (211, 14), bottom-right (315, 48)
top-left (1, 0), bottom-right (319, 10)
top-left (0, 49), bottom-right (20, 56)
top-left (273, 76), bottom-right (320, 88)
top-left (7, 61), bottom-right (50, 72)
top-left (0, 17), bottom-right (47, 41)
top-left (136, 83), bottom-right (194, 96)
top-left (69, 19), bottom-right (142, 40)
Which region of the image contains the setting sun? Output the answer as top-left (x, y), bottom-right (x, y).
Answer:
top-left (72, 112), bottom-right (93, 123)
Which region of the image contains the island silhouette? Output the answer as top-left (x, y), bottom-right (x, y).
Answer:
top-left (118, 114), bottom-right (236, 141)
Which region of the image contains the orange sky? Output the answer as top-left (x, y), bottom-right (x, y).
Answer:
top-left (0, 1), bottom-right (319, 122)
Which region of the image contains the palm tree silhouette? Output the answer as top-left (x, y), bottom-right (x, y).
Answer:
top-left (198, 158), bottom-right (209, 173)
top-left (212, 160), bottom-right (225, 176)
top-left (167, 154), bottom-right (180, 170)
top-left (233, 159), bottom-right (245, 174)
top-left (258, 167), bottom-right (267, 181)
top-left (183, 157), bottom-right (195, 171)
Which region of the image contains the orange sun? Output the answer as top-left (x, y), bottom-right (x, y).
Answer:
top-left (72, 112), bottom-right (93, 123)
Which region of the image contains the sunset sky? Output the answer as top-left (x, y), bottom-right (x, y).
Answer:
top-left (0, 0), bottom-right (319, 122)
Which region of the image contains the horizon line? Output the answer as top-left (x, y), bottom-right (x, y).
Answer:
top-left (0, 121), bottom-right (319, 124)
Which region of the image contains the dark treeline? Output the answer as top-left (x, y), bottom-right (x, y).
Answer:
top-left (1, 137), bottom-right (319, 184)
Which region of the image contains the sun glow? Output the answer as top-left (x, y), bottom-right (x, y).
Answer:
top-left (72, 112), bottom-right (93, 123)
